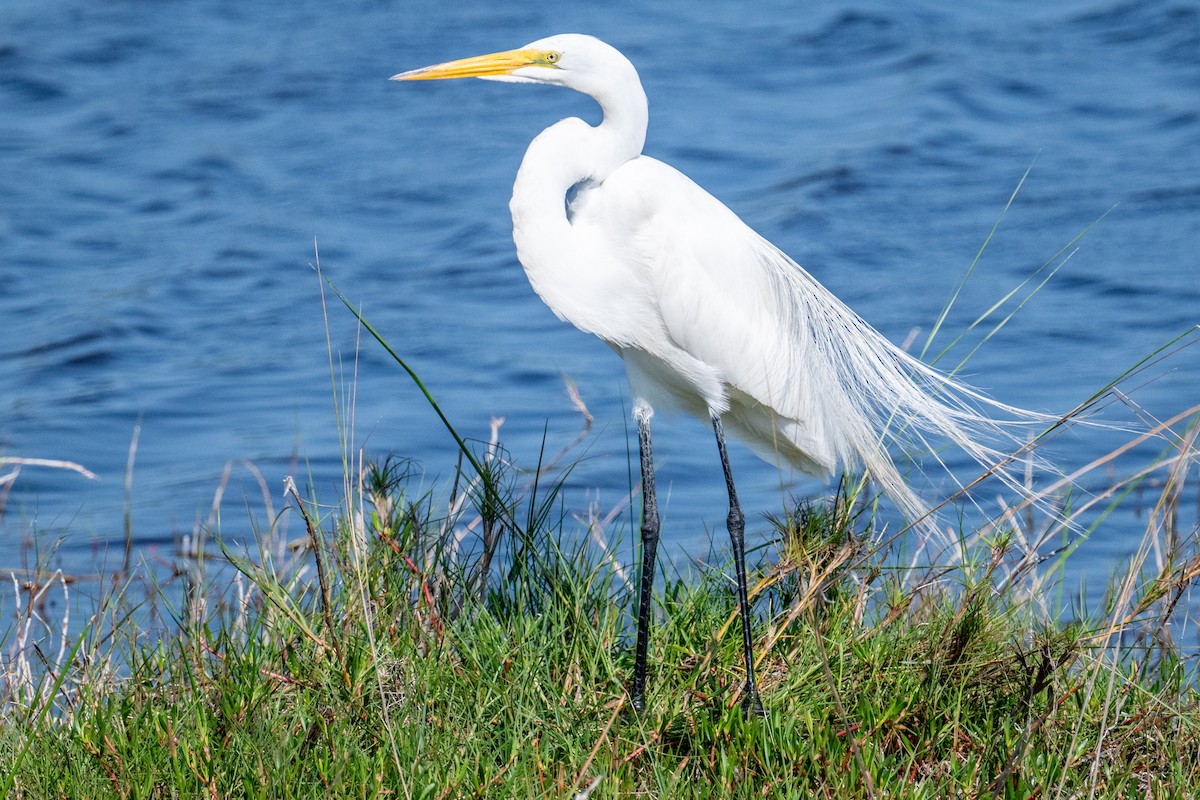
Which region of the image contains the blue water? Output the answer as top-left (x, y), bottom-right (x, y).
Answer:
top-left (2, 1), bottom-right (1198, 610)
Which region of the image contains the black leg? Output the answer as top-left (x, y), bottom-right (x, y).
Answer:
top-left (630, 411), bottom-right (660, 712)
top-left (713, 416), bottom-right (764, 716)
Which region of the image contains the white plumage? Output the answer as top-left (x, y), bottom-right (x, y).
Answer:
top-left (394, 33), bottom-right (1047, 713)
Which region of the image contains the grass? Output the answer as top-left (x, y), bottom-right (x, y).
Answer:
top-left (1, 251), bottom-right (1197, 797)
top-left (1, 411), bottom-right (1198, 799)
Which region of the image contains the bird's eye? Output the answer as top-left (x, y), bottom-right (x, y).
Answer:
top-left (544, 51), bottom-right (561, 64)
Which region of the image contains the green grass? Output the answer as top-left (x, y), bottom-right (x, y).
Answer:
top-left (2, 257), bottom-right (1197, 797)
top-left (2, 436), bottom-right (1198, 799)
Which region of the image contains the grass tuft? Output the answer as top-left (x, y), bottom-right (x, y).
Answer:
top-left (1, 259), bottom-right (1196, 796)
top-left (1, 423), bottom-right (1197, 798)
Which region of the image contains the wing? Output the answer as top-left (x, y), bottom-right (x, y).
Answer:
top-left (578, 156), bottom-right (845, 462)
top-left (580, 155), bottom-right (1051, 523)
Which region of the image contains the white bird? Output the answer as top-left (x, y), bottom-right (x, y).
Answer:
top-left (394, 34), bottom-right (1047, 714)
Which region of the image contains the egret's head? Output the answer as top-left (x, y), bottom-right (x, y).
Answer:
top-left (391, 34), bottom-right (636, 95)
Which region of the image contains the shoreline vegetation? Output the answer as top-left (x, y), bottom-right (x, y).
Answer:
top-left (2, 377), bottom-right (1198, 798)
top-left (2, 261), bottom-right (1198, 795)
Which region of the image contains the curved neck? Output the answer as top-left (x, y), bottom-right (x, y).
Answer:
top-left (510, 78), bottom-right (648, 251)
top-left (587, 76), bottom-right (649, 175)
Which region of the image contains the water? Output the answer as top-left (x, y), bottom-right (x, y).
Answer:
top-left (2, 0), bottom-right (1197, 610)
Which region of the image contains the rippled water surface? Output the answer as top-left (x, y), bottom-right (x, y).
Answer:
top-left (2, 1), bottom-right (1198, 606)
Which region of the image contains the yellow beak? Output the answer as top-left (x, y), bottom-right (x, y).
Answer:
top-left (390, 48), bottom-right (551, 81)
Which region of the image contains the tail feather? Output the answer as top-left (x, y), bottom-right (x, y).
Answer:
top-left (755, 238), bottom-right (1058, 530)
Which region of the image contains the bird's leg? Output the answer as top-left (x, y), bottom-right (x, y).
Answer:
top-left (713, 416), bottom-right (765, 717)
top-left (630, 410), bottom-right (660, 712)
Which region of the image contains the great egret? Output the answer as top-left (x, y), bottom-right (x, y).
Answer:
top-left (394, 34), bottom-right (1046, 714)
